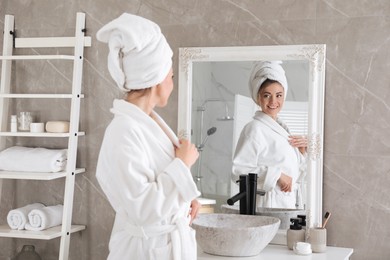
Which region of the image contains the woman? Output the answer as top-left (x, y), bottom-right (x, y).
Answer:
top-left (96, 13), bottom-right (201, 260)
top-left (232, 61), bottom-right (307, 209)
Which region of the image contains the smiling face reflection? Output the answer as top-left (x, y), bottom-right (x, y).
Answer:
top-left (257, 80), bottom-right (285, 120)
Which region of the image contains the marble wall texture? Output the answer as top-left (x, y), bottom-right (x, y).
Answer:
top-left (0, 0), bottom-right (389, 259)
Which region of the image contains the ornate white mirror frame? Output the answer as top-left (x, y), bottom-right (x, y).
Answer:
top-left (177, 45), bottom-right (326, 234)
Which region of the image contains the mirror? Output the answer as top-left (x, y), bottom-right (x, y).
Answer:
top-left (177, 45), bottom-right (326, 234)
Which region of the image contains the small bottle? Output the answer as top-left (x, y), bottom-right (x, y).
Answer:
top-left (287, 217), bottom-right (305, 250)
top-left (10, 115), bottom-right (17, 132)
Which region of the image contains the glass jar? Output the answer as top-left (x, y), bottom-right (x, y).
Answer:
top-left (17, 112), bottom-right (33, 131)
top-left (13, 245), bottom-right (42, 260)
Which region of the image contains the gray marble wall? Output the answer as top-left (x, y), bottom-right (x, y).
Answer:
top-left (0, 0), bottom-right (389, 259)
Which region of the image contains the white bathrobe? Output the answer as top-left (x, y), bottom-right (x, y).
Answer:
top-left (232, 111), bottom-right (306, 209)
top-left (96, 99), bottom-right (200, 260)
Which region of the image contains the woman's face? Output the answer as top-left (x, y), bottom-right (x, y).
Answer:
top-left (257, 82), bottom-right (285, 120)
top-left (156, 68), bottom-right (174, 107)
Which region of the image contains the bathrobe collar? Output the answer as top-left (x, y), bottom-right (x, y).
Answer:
top-left (254, 111), bottom-right (303, 162)
top-left (253, 111), bottom-right (290, 139)
top-left (110, 99), bottom-right (176, 157)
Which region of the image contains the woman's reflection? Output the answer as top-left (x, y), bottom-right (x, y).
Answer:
top-left (232, 61), bottom-right (307, 209)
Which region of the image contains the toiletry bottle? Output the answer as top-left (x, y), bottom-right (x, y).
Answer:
top-left (10, 115), bottom-right (17, 132)
top-left (287, 218), bottom-right (305, 250)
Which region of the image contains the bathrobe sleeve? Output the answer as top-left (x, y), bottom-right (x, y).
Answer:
top-left (232, 123), bottom-right (282, 192)
top-left (96, 119), bottom-right (199, 224)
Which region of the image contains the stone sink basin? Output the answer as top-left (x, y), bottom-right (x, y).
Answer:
top-left (192, 213), bottom-right (280, 257)
top-left (221, 204), bottom-right (306, 230)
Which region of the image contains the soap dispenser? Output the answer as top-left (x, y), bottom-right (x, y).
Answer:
top-left (297, 214), bottom-right (307, 229)
top-left (287, 218), bottom-right (305, 250)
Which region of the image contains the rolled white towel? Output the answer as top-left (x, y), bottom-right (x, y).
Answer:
top-left (25, 204), bottom-right (63, 231)
top-left (0, 146), bottom-right (67, 172)
top-left (7, 203), bottom-right (45, 230)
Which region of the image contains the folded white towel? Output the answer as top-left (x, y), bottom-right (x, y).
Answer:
top-left (0, 146), bottom-right (67, 172)
top-left (25, 204), bottom-right (63, 231)
top-left (7, 203), bottom-right (45, 230)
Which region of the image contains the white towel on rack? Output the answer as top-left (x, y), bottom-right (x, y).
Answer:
top-left (7, 203), bottom-right (45, 230)
top-left (25, 204), bottom-right (63, 231)
top-left (0, 146), bottom-right (67, 172)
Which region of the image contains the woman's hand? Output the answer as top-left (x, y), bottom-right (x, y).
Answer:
top-left (188, 199), bottom-right (201, 224)
top-left (289, 135), bottom-right (307, 154)
top-left (175, 139), bottom-right (199, 168)
top-left (277, 173), bottom-right (292, 192)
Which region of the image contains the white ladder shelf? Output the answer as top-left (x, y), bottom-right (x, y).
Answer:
top-left (0, 12), bottom-right (91, 259)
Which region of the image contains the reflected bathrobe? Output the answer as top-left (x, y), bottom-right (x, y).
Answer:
top-left (232, 111), bottom-right (306, 209)
top-left (96, 99), bottom-right (200, 260)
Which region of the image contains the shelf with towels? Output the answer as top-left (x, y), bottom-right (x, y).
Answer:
top-left (0, 168), bottom-right (85, 180)
top-left (0, 225), bottom-right (86, 240)
top-left (0, 132), bottom-right (85, 137)
top-left (0, 12), bottom-right (90, 259)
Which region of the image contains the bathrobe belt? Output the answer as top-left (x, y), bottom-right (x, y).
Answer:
top-left (124, 217), bottom-right (195, 260)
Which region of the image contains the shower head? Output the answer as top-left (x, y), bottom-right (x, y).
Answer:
top-left (217, 115), bottom-right (234, 121)
top-left (217, 103), bottom-right (234, 121)
top-left (207, 126), bottom-right (217, 136)
top-left (198, 126), bottom-right (217, 150)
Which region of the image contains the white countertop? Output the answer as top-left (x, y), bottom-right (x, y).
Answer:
top-left (198, 197), bottom-right (217, 205)
top-left (198, 244), bottom-right (353, 260)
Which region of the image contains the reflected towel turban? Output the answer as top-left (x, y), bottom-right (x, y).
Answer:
top-left (248, 61), bottom-right (288, 104)
top-left (96, 13), bottom-right (173, 92)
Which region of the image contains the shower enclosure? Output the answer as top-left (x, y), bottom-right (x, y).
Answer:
top-left (194, 98), bottom-right (233, 196)
top-left (191, 62), bottom-right (236, 208)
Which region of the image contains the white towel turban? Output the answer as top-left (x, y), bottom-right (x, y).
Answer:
top-left (248, 61), bottom-right (288, 104)
top-left (96, 13), bottom-right (173, 92)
